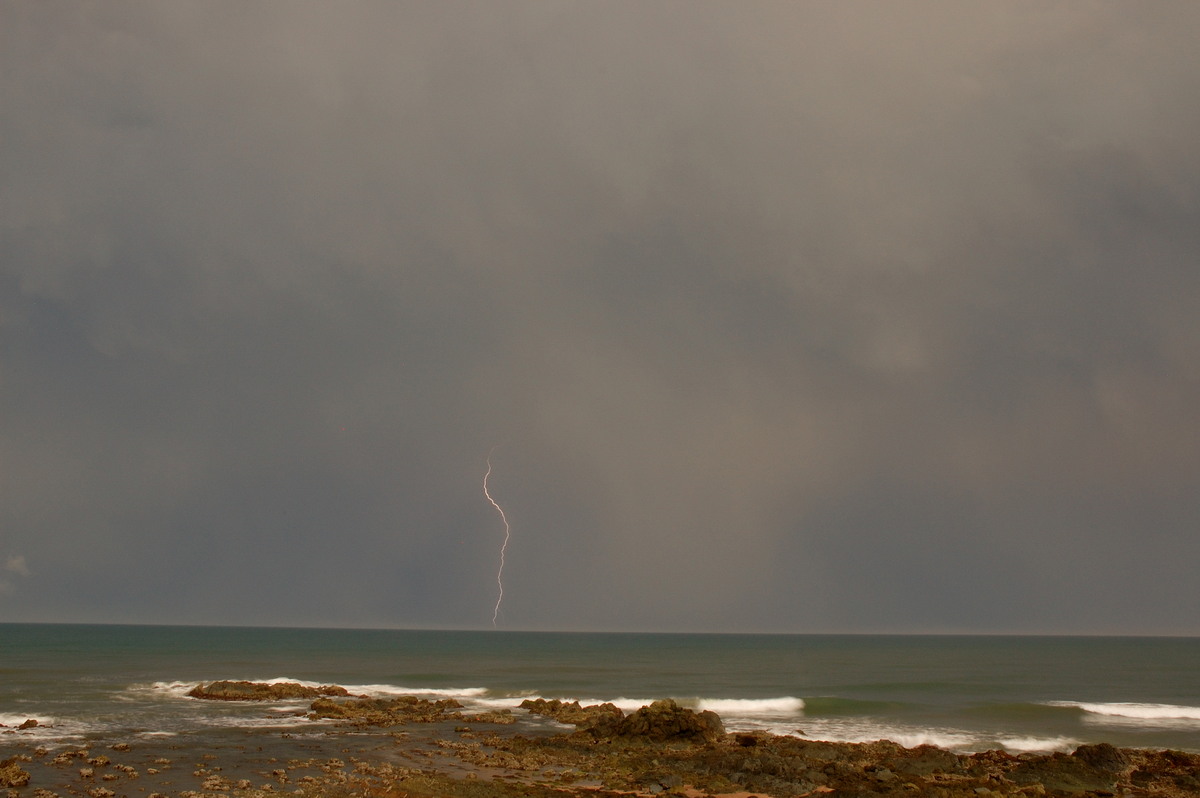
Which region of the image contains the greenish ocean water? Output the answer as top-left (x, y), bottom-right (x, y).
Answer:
top-left (2, 624), bottom-right (1198, 754)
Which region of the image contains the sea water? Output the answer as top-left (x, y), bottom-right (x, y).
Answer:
top-left (2, 624), bottom-right (1198, 754)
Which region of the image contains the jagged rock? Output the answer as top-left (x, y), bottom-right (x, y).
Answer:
top-left (611, 699), bottom-right (725, 743)
top-left (1071, 741), bottom-right (1128, 772)
top-left (187, 680), bottom-right (351, 701)
top-left (309, 695), bottom-right (463, 725)
top-left (889, 743), bottom-right (964, 776)
top-left (18, 718), bottom-right (38, 730)
top-left (1009, 751), bottom-right (1119, 794)
top-left (522, 698), bottom-right (725, 743)
top-left (520, 698), bottom-right (624, 728)
top-left (1, 758), bottom-right (31, 788)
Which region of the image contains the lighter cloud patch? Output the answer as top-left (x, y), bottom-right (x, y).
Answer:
top-left (863, 326), bottom-right (929, 374)
top-left (5, 554), bottom-right (31, 577)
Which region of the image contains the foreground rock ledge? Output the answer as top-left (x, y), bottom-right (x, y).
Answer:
top-left (41, 692), bottom-right (1197, 797)
top-left (453, 702), bottom-right (1200, 798)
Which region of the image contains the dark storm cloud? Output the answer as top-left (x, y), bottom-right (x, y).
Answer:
top-left (2, 2), bottom-right (1198, 632)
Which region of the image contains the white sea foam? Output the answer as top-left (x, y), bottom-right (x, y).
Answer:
top-left (137, 678), bottom-right (489, 702)
top-left (344, 683), bottom-right (490, 699)
top-left (0, 715), bottom-right (92, 746)
top-left (532, 696), bottom-right (807, 717)
top-left (744, 716), bottom-right (985, 752)
top-left (1070, 702), bottom-right (1200, 720)
top-left (610, 697), bottom-right (661, 712)
top-left (474, 695), bottom-right (540, 712)
top-left (0, 712), bottom-right (55, 728)
top-left (560, 696), bottom-right (661, 713)
top-left (998, 736), bottom-right (1079, 753)
top-left (837, 729), bottom-right (978, 751)
top-left (816, 727), bottom-right (1077, 755)
top-left (194, 714), bottom-right (328, 729)
top-left (1046, 701), bottom-right (1200, 727)
top-left (139, 681), bottom-right (200, 698)
top-left (696, 697), bottom-right (806, 715)
top-left (250, 677), bottom-right (490, 701)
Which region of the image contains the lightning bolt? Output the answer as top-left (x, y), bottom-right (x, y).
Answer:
top-left (483, 448), bottom-right (511, 628)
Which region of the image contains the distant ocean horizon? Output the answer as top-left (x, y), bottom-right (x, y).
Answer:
top-left (3, 623), bottom-right (1199, 754)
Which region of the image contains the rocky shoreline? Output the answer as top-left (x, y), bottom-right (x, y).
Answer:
top-left (3, 683), bottom-right (1199, 797)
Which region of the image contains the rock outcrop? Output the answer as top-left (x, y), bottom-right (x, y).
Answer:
top-left (612, 698), bottom-right (725, 743)
top-left (519, 698), bottom-right (623, 728)
top-left (187, 680), bottom-right (351, 701)
top-left (455, 726), bottom-right (1200, 798)
top-left (309, 695), bottom-right (464, 725)
top-left (0, 757), bottom-right (31, 788)
top-left (521, 698), bottom-right (724, 744)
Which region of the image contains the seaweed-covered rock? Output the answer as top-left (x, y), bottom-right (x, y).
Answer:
top-left (187, 680), bottom-right (351, 701)
top-left (0, 757), bottom-right (31, 788)
top-left (309, 695), bottom-right (463, 725)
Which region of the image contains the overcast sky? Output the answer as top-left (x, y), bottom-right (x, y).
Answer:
top-left (2, 2), bottom-right (1198, 634)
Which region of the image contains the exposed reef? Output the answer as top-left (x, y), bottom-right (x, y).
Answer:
top-left (7, 690), bottom-right (1199, 797)
top-left (308, 695), bottom-right (466, 725)
top-left (186, 681), bottom-right (352, 701)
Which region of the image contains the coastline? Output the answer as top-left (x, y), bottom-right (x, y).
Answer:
top-left (7, 626), bottom-right (1199, 755)
top-left (4, 688), bottom-right (1200, 797)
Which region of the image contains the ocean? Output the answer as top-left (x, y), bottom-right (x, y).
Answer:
top-left (3, 624), bottom-right (1199, 758)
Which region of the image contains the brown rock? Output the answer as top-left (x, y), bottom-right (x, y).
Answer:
top-left (611, 699), bottom-right (725, 743)
top-left (187, 680), bottom-right (351, 701)
top-left (308, 695), bottom-right (463, 725)
top-left (1071, 742), bottom-right (1128, 773)
top-left (17, 718), bottom-right (38, 730)
top-left (1009, 751), bottom-right (1119, 794)
top-left (890, 743), bottom-right (964, 776)
top-left (0, 758), bottom-right (31, 788)
top-left (520, 698), bottom-right (624, 729)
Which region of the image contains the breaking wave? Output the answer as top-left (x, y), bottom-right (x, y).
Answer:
top-left (345, 683), bottom-right (490, 699)
top-left (997, 736), bottom-right (1080, 753)
top-left (1046, 701), bottom-right (1200, 722)
top-left (1072, 702), bottom-right (1200, 720)
top-left (0, 712), bottom-right (55, 728)
top-left (695, 697), bottom-right (805, 714)
top-left (135, 679), bottom-right (489, 703)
